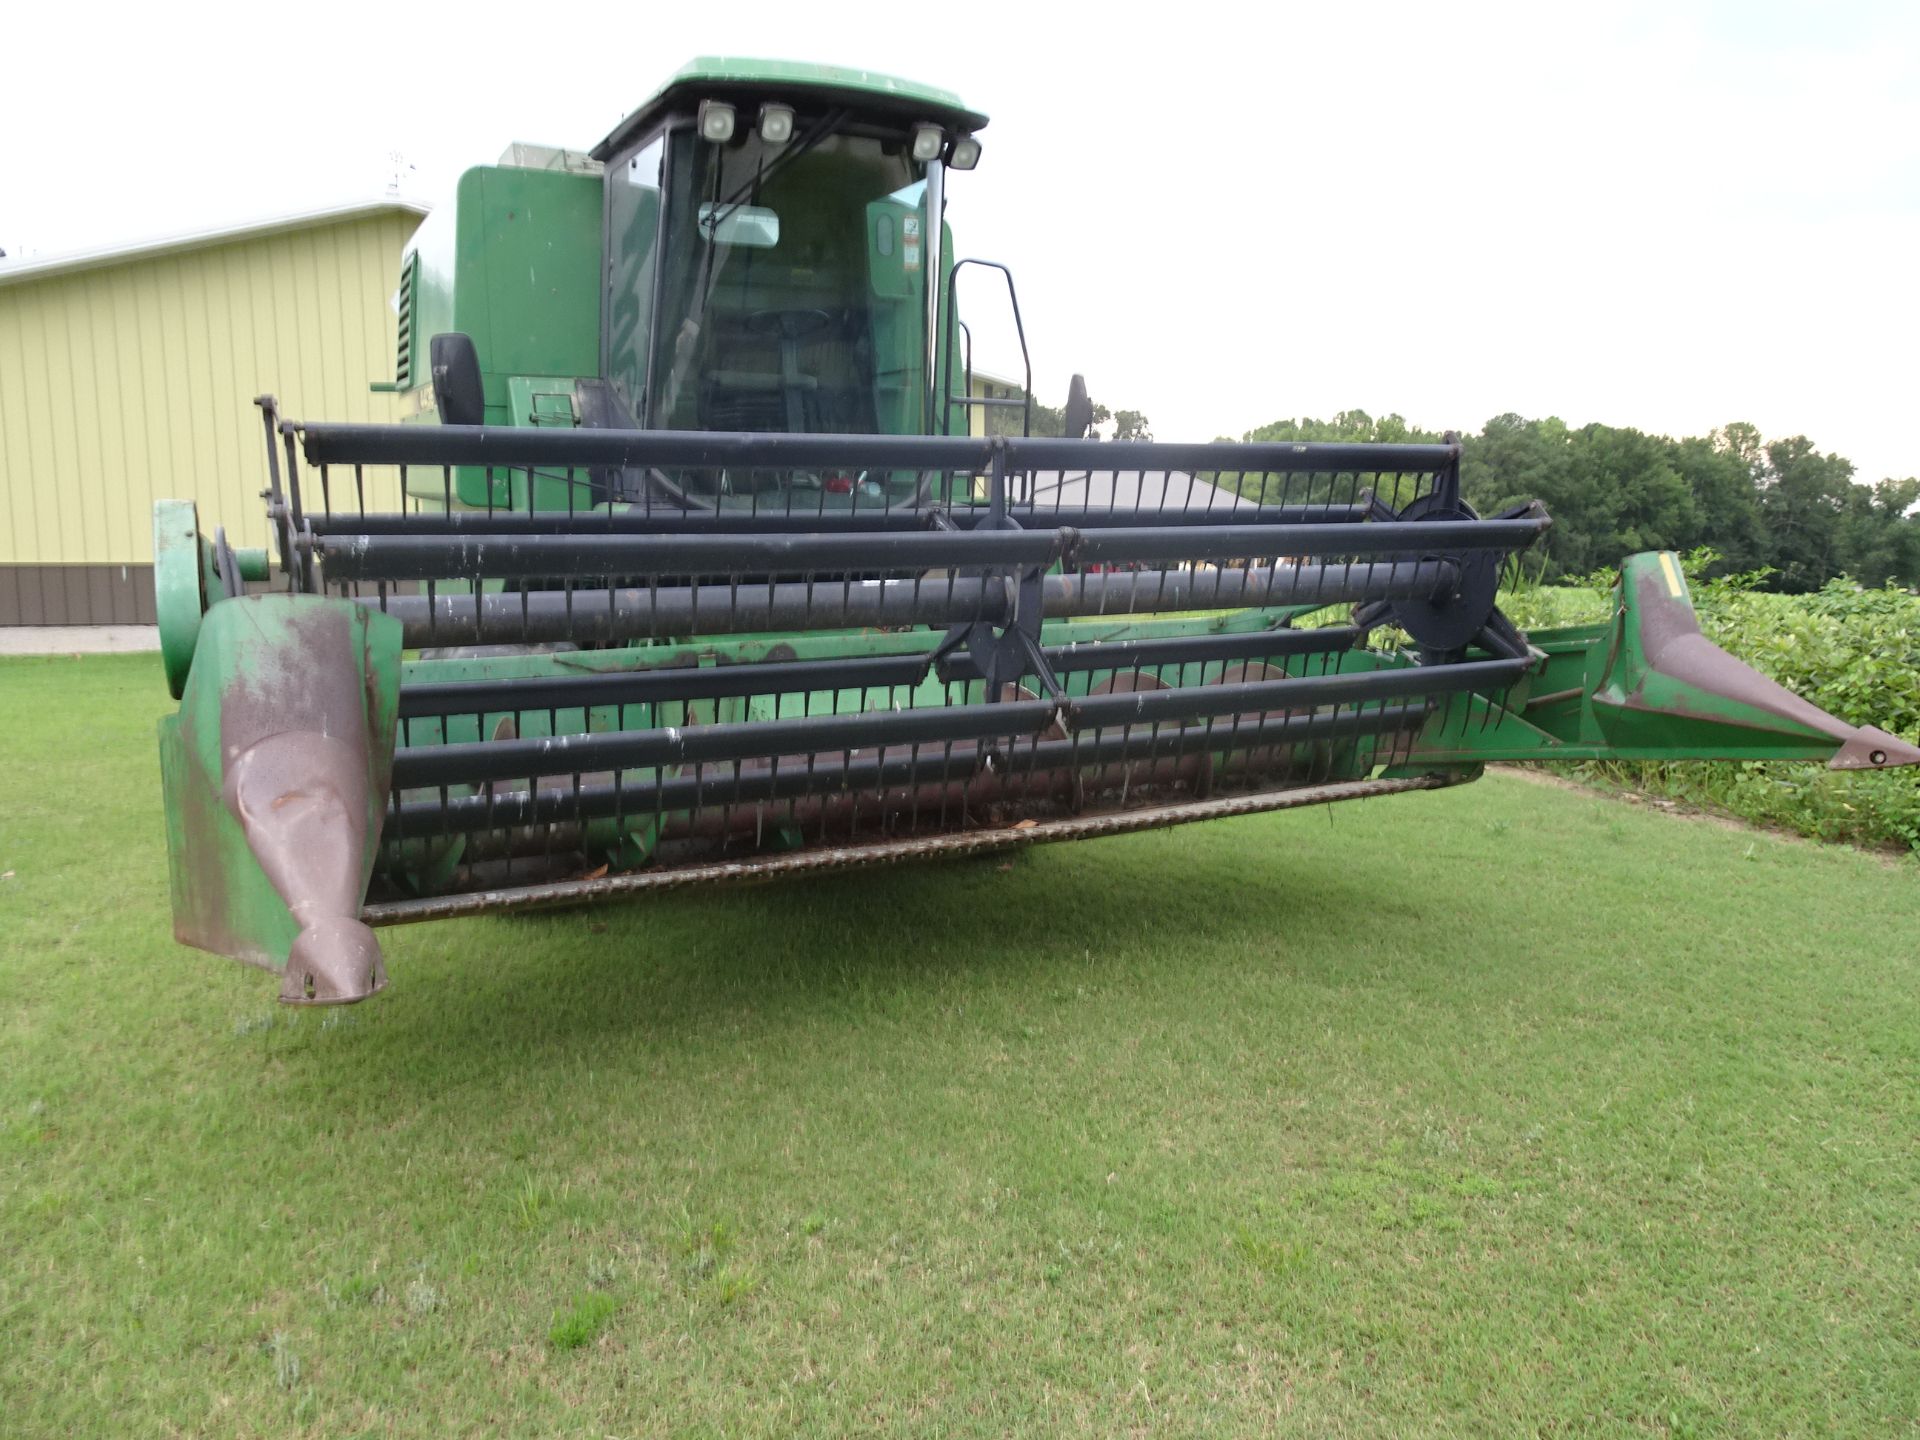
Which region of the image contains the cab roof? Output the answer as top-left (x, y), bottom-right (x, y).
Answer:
top-left (591, 56), bottom-right (989, 162)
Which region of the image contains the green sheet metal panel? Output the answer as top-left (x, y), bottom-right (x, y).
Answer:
top-left (464, 167), bottom-right (603, 392)
top-left (402, 165), bottom-right (602, 504)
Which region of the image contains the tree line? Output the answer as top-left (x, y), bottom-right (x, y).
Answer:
top-left (1233, 411), bottom-right (1920, 592)
top-left (987, 394), bottom-right (1152, 442)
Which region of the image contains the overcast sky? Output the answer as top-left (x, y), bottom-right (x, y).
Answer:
top-left (4, 1), bottom-right (1915, 482)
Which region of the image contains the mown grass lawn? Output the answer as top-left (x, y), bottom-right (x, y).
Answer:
top-left (2, 654), bottom-right (1917, 1438)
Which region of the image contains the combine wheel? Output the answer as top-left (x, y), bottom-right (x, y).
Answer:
top-left (153, 500), bottom-right (212, 700)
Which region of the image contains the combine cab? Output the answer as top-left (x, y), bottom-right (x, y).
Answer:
top-left (151, 59), bottom-right (1918, 1003)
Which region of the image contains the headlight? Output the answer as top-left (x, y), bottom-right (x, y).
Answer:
top-left (698, 100), bottom-right (736, 144)
top-left (947, 134), bottom-right (981, 170)
top-left (911, 123), bottom-right (946, 163)
top-left (758, 103), bottom-right (794, 145)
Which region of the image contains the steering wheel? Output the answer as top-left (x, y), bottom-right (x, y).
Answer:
top-left (745, 307), bottom-right (835, 341)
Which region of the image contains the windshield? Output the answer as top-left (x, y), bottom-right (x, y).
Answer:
top-left (609, 124), bottom-right (926, 434)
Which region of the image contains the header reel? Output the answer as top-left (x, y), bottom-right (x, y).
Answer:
top-left (155, 409), bottom-right (1558, 1001)
top-left (153, 406), bottom-right (1917, 1005)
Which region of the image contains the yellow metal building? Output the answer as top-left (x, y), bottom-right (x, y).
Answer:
top-left (966, 369), bottom-right (1027, 436)
top-left (0, 200), bottom-right (426, 624)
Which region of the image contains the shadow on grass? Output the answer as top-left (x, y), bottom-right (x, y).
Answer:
top-left (267, 820), bottom-right (1395, 1103)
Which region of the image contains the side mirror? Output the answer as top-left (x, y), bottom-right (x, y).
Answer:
top-left (430, 333), bottom-right (485, 426)
top-left (1063, 373), bottom-right (1093, 440)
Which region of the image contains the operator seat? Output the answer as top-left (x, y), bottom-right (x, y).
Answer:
top-left (701, 307), bottom-right (834, 432)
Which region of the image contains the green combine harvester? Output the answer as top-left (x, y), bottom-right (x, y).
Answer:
top-left (152, 58), bottom-right (1919, 1004)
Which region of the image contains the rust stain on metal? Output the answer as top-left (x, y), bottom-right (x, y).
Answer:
top-left (225, 732), bottom-right (386, 1003)
top-left (362, 773), bottom-right (1466, 927)
top-left (1624, 569), bottom-right (1920, 768)
top-left (656, 748), bottom-right (1211, 844)
top-left (167, 724), bottom-right (249, 964)
top-left (218, 605), bottom-right (389, 1003)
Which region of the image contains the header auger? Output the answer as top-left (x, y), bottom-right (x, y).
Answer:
top-left (150, 58), bottom-right (1918, 1003)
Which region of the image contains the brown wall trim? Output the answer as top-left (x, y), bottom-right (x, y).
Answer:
top-left (0, 565), bottom-right (159, 625)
